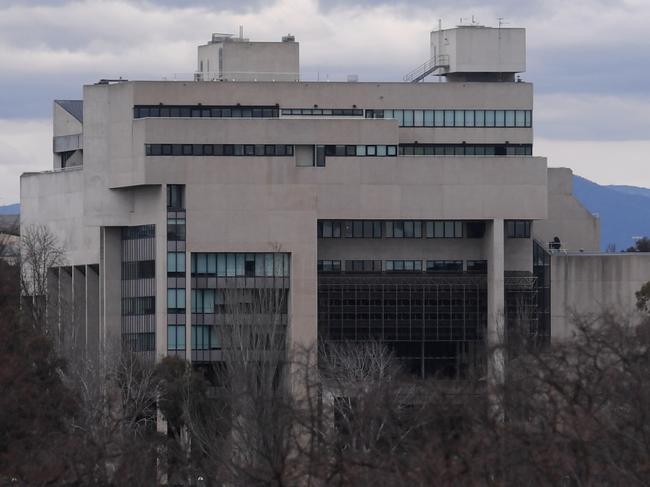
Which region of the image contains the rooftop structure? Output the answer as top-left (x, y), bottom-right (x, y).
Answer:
top-left (196, 29), bottom-right (299, 82)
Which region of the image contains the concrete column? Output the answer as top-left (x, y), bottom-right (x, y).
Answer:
top-left (100, 227), bottom-right (123, 369)
top-left (86, 264), bottom-right (100, 371)
top-left (73, 265), bottom-right (86, 356)
top-left (46, 267), bottom-right (60, 337)
top-left (486, 219), bottom-right (505, 418)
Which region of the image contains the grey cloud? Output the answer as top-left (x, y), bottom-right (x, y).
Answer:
top-left (1, 0), bottom-right (268, 8)
top-left (529, 44), bottom-right (650, 97)
top-left (316, 0), bottom-right (627, 17)
top-left (316, 0), bottom-right (549, 17)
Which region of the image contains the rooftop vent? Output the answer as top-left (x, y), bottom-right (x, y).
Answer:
top-left (282, 34), bottom-right (296, 42)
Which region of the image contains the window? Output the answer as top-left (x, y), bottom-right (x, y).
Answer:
top-left (495, 110), bottom-right (505, 127)
top-left (167, 218), bottom-right (186, 241)
top-left (316, 145), bottom-right (326, 167)
top-left (467, 260), bottom-right (487, 273)
top-left (398, 144), bottom-right (532, 156)
top-left (150, 144), bottom-right (293, 157)
top-left (434, 110), bottom-right (444, 127)
top-left (192, 289), bottom-right (215, 313)
top-left (168, 325), bottom-right (186, 351)
top-left (444, 110), bottom-right (454, 127)
top-left (384, 260), bottom-right (422, 272)
top-left (426, 260), bottom-right (463, 272)
top-left (122, 260), bottom-right (155, 280)
top-left (318, 260), bottom-right (342, 272)
top-left (167, 252), bottom-right (185, 273)
top-left (454, 110), bottom-right (465, 127)
top-left (475, 110), bottom-right (485, 127)
top-left (506, 220), bottom-right (531, 238)
top-left (192, 325), bottom-right (218, 350)
top-left (465, 110), bottom-right (475, 127)
top-left (515, 110), bottom-right (526, 127)
top-left (122, 296), bottom-right (156, 315)
top-left (424, 110), bottom-right (434, 127)
top-left (191, 252), bottom-right (289, 278)
top-left (403, 110), bottom-right (414, 127)
top-left (466, 221), bottom-right (486, 238)
top-left (485, 110), bottom-right (495, 127)
top-left (167, 288), bottom-right (185, 311)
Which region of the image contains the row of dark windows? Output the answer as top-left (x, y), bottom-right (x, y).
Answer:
top-left (282, 108), bottom-right (364, 116)
top-left (123, 333), bottom-right (155, 352)
top-left (191, 252), bottom-right (290, 277)
top-left (148, 143), bottom-right (533, 159)
top-left (318, 260), bottom-right (487, 273)
top-left (122, 260), bottom-right (155, 280)
top-left (134, 105), bottom-right (531, 128)
top-left (134, 105), bottom-right (280, 119)
top-left (399, 144), bottom-right (532, 156)
top-left (122, 296), bottom-right (156, 315)
top-left (316, 144), bottom-right (398, 158)
top-left (318, 220), bottom-right (486, 239)
top-left (365, 109), bottom-right (532, 128)
top-left (146, 144), bottom-right (294, 157)
top-left (121, 224), bottom-right (155, 240)
top-left (318, 220), bottom-right (531, 239)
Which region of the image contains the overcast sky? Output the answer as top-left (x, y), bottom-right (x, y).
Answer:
top-left (0, 0), bottom-right (649, 204)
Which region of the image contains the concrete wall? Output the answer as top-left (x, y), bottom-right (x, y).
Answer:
top-left (54, 102), bottom-right (82, 137)
top-left (431, 27), bottom-right (526, 74)
top-left (534, 167), bottom-right (600, 251)
top-left (551, 253), bottom-right (650, 339)
top-left (222, 41), bottom-right (299, 81)
top-left (198, 40), bottom-right (299, 82)
top-left (130, 80), bottom-right (533, 111)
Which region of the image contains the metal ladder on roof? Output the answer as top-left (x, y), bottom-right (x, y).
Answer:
top-left (403, 54), bottom-right (450, 82)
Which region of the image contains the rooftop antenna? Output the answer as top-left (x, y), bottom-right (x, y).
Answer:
top-left (497, 17), bottom-right (508, 39)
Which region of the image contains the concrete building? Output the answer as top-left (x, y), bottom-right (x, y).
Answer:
top-left (20, 26), bottom-right (650, 377)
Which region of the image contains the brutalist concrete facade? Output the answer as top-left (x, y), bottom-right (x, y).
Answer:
top-left (20, 26), bottom-right (650, 377)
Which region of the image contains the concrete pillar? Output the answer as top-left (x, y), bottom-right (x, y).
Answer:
top-left (100, 227), bottom-right (123, 369)
top-left (486, 219), bottom-right (505, 418)
top-left (59, 266), bottom-right (74, 354)
top-left (73, 265), bottom-right (86, 356)
top-left (46, 267), bottom-right (60, 337)
top-left (86, 264), bottom-right (100, 371)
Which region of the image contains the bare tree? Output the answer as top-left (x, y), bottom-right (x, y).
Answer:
top-left (20, 224), bottom-right (66, 335)
top-left (62, 348), bottom-right (163, 485)
top-left (180, 286), bottom-right (300, 486)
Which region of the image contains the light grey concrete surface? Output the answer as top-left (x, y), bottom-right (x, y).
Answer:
top-left (534, 167), bottom-right (600, 252)
top-left (431, 26), bottom-right (526, 75)
top-left (551, 253), bottom-right (650, 339)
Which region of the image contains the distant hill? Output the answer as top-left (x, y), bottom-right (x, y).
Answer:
top-left (0, 203), bottom-right (19, 215)
top-left (573, 176), bottom-right (650, 251)
top-left (607, 185), bottom-right (650, 199)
